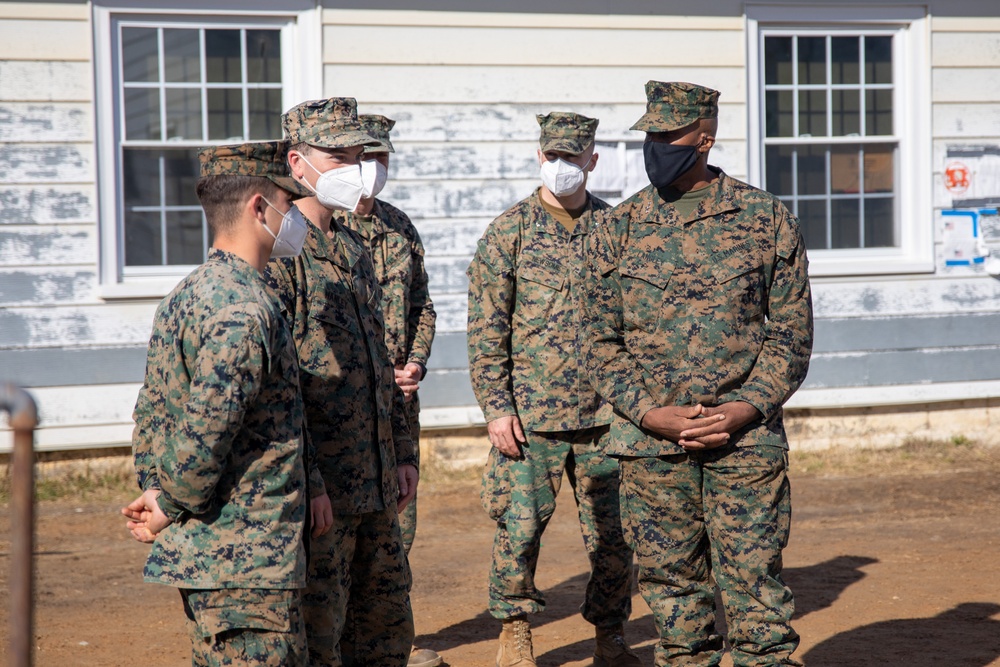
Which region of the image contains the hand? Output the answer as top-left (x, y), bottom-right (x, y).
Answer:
top-left (310, 494), bottom-right (333, 539)
top-left (640, 404), bottom-right (730, 449)
top-left (394, 363), bottom-right (423, 403)
top-left (120, 488), bottom-right (172, 543)
top-left (487, 415), bottom-right (526, 458)
top-left (397, 464), bottom-right (419, 511)
top-left (680, 402), bottom-right (762, 450)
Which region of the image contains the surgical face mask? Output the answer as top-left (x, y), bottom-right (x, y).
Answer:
top-left (360, 159), bottom-right (388, 199)
top-left (262, 198), bottom-right (309, 258)
top-left (539, 157), bottom-right (588, 197)
top-left (296, 153), bottom-right (365, 211)
top-left (643, 141), bottom-right (700, 190)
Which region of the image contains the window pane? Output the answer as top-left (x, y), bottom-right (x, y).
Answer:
top-left (206, 29), bottom-right (242, 83)
top-left (248, 89), bottom-right (282, 139)
top-left (865, 36), bottom-right (893, 84)
top-left (124, 88), bottom-right (161, 140)
top-left (122, 149), bottom-right (161, 208)
top-left (799, 90), bottom-right (826, 136)
top-left (247, 30), bottom-right (281, 83)
top-left (798, 145), bottom-right (827, 195)
top-left (124, 211), bottom-right (163, 266)
top-left (122, 27), bottom-right (159, 82)
top-left (830, 146), bottom-right (861, 194)
top-left (864, 197), bottom-right (895, 247)
top-left (163, 29), bottom-right (200, 84)
top-left (163, 149), bottom-right (201, 206)
top-left (832, 89), bottom-right (860, 136)
top-left (798, 36), bottom-right (826, 85)
top-left (799, 199), bottom-right (828, 250)
top-left (831, 198), bottom-right (860, 248)
top-left (166, 210), bottom-right (206, 265)
top-left (765, 145), bottom-right (794, 196)
top-left (165, 88), bottom-right (202, 141)
top-left (831, 36), bottom-right (860, 85)
top-left (866, 89), bottom-right (893, 136)
top-left (765, 90), bottom-right (794, 137)
top-left (765, 36), bottom-right (793, 85)
top-left (864, 144), bottom-right (895, 194)
top-left (208, 89), bottom-right (244, 141)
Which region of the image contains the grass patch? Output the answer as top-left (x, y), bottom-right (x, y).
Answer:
top-left (790, 436), bottom-right (1000, 477)
top-left (0, 469), bottom-right (136, 506)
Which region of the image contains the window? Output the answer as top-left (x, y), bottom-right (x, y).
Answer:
top-left (748, 6), bottom-right (931, 276)
top-left (94, 6), bottom-right (320, 294)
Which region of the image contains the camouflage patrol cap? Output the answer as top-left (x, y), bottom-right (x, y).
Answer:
top-left (536, 112), bottom-right (599, 155)
top-left (282, 97), bottom-right (382, 149)
top-left (359, 114), bottom-right (396, 154)
top-left (198, 140), bottom-right (311, 198)
top-left (630, 81), bottom-right (720, 132)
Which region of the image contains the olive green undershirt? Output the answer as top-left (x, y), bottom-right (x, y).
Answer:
top-left (539, 195), bottom-right (588, 233)
top-left (659, 180), bottom-right (716, 219)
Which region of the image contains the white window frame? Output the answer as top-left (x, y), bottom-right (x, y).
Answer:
top-left (93, 2), bottom-right (322, 299)
top-left (747, 4), bottom-right (932, 277)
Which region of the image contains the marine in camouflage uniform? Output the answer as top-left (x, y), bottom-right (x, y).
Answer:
top-left (333, 114), bottom-right (440, 667)
top-left (467, 113), bottom-right (638, 667)
top-left (267, 98), bottom-right (416, 667)
top-left (582, 81), bottom-right (813, 667)
top-left (130, 141), bottom-right (314, 666)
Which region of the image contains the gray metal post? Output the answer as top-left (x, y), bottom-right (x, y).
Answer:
top-left (1, 384), bottom-right (38, 667)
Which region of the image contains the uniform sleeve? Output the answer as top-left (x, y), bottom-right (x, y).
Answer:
top-left (390, 381), bottom-right (417, 468)
top-left (131, 382), bottom-right (160, 491)
top-left (405, 228), bottom-right (436, 369)
top-left (155, 309), bottom-right (268, 520)
top-left (466, 221), bottom-right (519, 423)
top-left (581, 213), bottom-right (662, 426)
top-left (733, 203), bottom-right (813, 419)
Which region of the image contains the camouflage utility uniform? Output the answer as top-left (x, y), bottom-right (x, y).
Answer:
top-left (267, 99), bottom-right (416, 666)
top-left (467, 113), bottom-right (633, 633)
top-left (131, 142), bottom-right (312, 667)
top-left (583, 81), bottom-right (813, 666)
top-left (335, 114), bottom-right (436, 553)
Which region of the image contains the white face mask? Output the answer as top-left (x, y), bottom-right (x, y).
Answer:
top-left (262, 199), bottom-right (309, 258)
top-left (360, 159), bottom-right (389, 199)
top-left (296, 153), bottom-right (365, 211)
top-left (540, 157), bottom-right (588, 197)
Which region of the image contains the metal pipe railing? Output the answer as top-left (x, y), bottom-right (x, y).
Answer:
top-left (1, 384), bottom-right (38, 667)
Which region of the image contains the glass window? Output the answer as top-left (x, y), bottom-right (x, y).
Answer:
top-left (118, 23), bottom-right (284, 269)
top-left (761, 32), bottom-right (898, 251)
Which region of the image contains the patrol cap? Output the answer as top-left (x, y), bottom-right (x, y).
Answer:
top-left (536, 112), bottom-right (599, 155)
top-left (630, 81), bottom-right (720, 133)
top-left (198, 140), bottom-right (310, 198)
top-left (282, 97), bottom-right (382, 149)
top-left (358, 114), bottom-right (396, 154)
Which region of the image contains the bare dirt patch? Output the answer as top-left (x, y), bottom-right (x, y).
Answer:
top-left (2, 443), bottom-right (1000, 666)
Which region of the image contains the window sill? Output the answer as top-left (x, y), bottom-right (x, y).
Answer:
top-left (99, 277), bottom-right (183, 301)
top-left (806, 250), bottom-right (934, 277)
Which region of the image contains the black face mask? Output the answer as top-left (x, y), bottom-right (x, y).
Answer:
top-left (643, 141), bottom-right (700, 190)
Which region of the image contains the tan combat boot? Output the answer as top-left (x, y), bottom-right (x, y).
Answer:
top-left (496, 617), bottom-right (536, 667)
top-left (593, 624), bottom-right (643, 667)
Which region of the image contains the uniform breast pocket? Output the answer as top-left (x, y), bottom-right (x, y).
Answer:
top-left (619, 252), bottom-right (673, 334)
top-left (712, 253), bottom-right (765, 322)
top-left (518, 259), bottom-right (566, 292)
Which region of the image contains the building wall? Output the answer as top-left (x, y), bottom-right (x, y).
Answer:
top-left (2, 2), bottom-right (1000, 452)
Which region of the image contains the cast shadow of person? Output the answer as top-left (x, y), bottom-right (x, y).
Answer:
top-left (802, 602), bottom-right (1000, 666)
top-left (785, 554), bottom-right (880, 619)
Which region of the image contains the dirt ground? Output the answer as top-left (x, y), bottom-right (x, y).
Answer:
top-left (2, 446), bottom-right (1000, 667)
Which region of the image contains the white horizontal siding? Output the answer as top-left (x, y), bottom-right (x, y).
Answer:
top-left (932, 68), bottom-right (1000, 104)
top-left (932, 103), bottom-right (1000, 139)
top-left (812, 276), bottom-right (1000, 319)
top-left (0, 143), bottom-right (94, 184)
top-left (0, 61), bottom-right (93, 102)
top-left (0, 303), bottom-right (157, 350)
top-left (931, 31), bottom-right (1000, 68)
top-left (0, 18), bottom-right (91, 61)
top-left (0, 3), bottom-right (89, 20)
top-left (0, 225), bottom-right (97, 267)
top-left (0, 103), bottom-right (94, 142)
top-left (0, 185), bottom-right (96, 225)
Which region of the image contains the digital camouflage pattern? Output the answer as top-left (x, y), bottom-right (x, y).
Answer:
top-left (281, 97), bottom-right (382, 149)
top-left (132, 248), bottom-right (307, 590)
top-left (306, 507), bottom-right (415, 665)
top-left (181, 588), bottom-right (307, 667)
top-left (467, 189), bottom-right (614, 431)
top-left (630, 80), bottom-right (720, 133)
top-left (334, 197), bottom-right (436, 552)
top-left (485, 426), bottom-right (633, 627)
top-left (582, 165), bottom-right (811, 666)
top-left (582, 169), bottom-right (813, 457)
top-left (536, 111), bottom-right (599, 155)
top-left (359, 114), bottom-right (396, 153)
top-left (618, 447), bottom-right (801, 666)
top-left (198, 140), bottom-right (310, 198)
